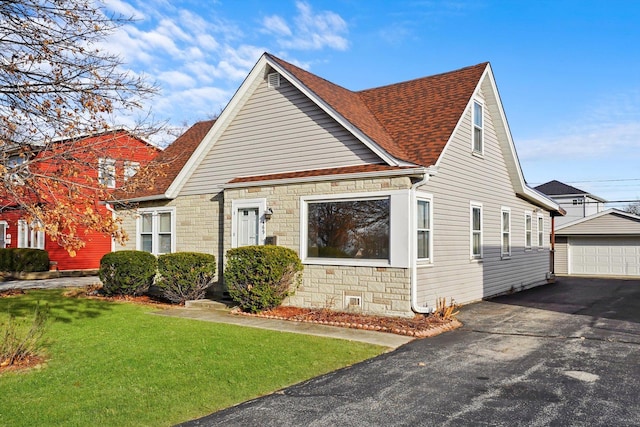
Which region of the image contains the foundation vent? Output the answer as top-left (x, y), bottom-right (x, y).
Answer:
top-left (345, 295), bottom-right (362, 307)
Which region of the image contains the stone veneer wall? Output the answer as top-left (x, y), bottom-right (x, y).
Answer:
top-left (225, 176), bottom-right (415, 317)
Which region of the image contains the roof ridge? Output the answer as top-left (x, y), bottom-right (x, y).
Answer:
top-left (357, 62), bottom-right (490, 94)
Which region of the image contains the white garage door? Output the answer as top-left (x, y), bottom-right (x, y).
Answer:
top-left (570, 237), bottom-right (640, 277)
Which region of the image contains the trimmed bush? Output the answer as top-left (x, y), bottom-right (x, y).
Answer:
top-left (155, 252), bottom-right (216, 304)
top-left (99, 251), bottom-right (157, 296)
top-left (225, 246), bottom-right (303, 313)
top-left (0, 248), bottom-right (49, 272)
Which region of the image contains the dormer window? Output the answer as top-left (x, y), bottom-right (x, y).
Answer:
top-left (472, 101), bottom-right (483, 154)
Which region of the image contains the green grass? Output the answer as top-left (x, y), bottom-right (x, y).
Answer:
top-left (0, 289), bottom-right (385, 426)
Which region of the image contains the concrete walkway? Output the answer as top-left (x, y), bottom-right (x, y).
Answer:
top-left (0, 275), bottom-right (102, 291)
top-left (0, 276), bottom-right (413, 350)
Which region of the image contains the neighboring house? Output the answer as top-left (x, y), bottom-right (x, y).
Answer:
top-left (0, 130), bottom-right (159, 271)
top-left (535, 180), bottom-right (606, 226)
top-left (116, 52), bottom-right (562, 317)
top-left (554, 209), bottom-right (640, 277)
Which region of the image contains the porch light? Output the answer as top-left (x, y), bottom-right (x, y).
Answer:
top-left (264, 207), bottom-right (273, 220)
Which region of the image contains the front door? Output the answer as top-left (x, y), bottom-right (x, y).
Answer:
top-left (237, 208), bottom-right (259, 247)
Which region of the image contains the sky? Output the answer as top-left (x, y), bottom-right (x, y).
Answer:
top-left (101, 0), bottom-right (640, 207)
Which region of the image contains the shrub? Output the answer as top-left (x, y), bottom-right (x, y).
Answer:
top-left (225, 246), bottom-right (303, 313)
top-left (0, 248), bottom-right (49, 273)
top-left (1, 302), bottom-right (49, 367)
top-left (98, 251), bottom-right (157, 296)
top-left (0, 249), bottom-right (14, 272)
top-left (13, 249), bottom-right (50, 272)
top-left (155, 252), bottom-right (216, 304)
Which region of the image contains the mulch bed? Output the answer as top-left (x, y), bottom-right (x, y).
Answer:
top-left (234, 306), bottom-right (462, 338)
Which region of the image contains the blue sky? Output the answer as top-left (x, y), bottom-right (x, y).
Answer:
top-left (103, 0), bottom-right (640, 206)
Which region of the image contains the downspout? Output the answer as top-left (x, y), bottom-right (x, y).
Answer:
top-left (550, 214), bottom-right (556, 275)
top-left (410, 168), bottom-right (435, 314)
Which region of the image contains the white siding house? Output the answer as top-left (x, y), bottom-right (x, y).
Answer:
top-left (116, 53), bottom-right (562, 317)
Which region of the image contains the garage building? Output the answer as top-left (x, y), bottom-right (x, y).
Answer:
top-left (555, 209), bottom-right (640, 277)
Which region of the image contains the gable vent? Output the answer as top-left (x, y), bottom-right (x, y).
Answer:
top-left (267, 72), bottom-right (281, 88)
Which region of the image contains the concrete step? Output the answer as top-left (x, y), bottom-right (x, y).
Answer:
top-left (185, 299), bottom-right (231, 310)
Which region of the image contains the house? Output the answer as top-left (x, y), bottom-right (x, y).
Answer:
top-left (115, 53), bottom-right (563, 317)
top-left (0, 129), bottom-right (159, 271)
top-left (535, 180), bottom-right (606, 226)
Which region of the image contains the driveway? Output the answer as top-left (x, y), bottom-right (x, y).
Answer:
top-left (181, 277), bottom-right (640, 426)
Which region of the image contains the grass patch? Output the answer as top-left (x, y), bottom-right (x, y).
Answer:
top-left (0, 289), bottom-right (385, 426)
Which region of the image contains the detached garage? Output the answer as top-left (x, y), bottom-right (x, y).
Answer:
top-left (555, 209), bottom-right (640, 277)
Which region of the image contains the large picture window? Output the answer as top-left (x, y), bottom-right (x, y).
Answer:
top-left (306, 198), bottom-right (390, 260)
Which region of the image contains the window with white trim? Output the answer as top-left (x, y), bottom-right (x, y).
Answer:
top-left (471, 203), bottom-right (483, 259)
top-left (417, 198), bottom-right (431, 260)
top-left (472, 101), bottom-right (484, 154)
top-left (124, 161), bottom-right (140, 181)
top-left (501, 208), bottom-right (511, 257)
top-left (98, 158), bottom-right (116, 188)
top-left (525, 212), bottom-right (532, 249)
top-left (306, 197), bottom-right (390, 260)
top-left (17, 219), bottom-right (45, 249)
top-left (137, 208), bottom-right (175, 255)
top-left (0, 221), bottom-right (7, 248)
top-left (537, 215), bottom-right (545, 247)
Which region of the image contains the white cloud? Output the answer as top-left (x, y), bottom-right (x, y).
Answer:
top-left (103, 0), bottom-right (145, 19)
top-left (518, 90), bottom-right (640, 161)
top-left (518, 122), bottom-right (640, 161)
top-left (263, 15), bottom-right (292, 36)
top-left (158, 71), bottom-right (196, 88)
top-left (262, 1), bottom-right (349, 51)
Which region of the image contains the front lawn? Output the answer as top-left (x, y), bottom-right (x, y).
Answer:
top-left (0, 289), bottom-right (385, 426)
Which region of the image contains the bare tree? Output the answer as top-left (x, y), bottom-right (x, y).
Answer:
top-left (0, 0), bottom-right (162, 253)
top-left (624, 201), bottom-right (640, 216)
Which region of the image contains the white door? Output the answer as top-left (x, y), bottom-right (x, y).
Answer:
top-left (237, 208), bottom-right (259, 247)
top-left (570, 237), bottom-right (640, 277)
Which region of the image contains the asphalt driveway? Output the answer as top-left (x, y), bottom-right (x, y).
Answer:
top-left (181, 276), bottom-right (640, 426)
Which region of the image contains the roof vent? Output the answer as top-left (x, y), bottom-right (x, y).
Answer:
top-left (267, 72), bottom-right (281, 88)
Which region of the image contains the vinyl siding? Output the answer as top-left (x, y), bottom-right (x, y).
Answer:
top-left (179, 77), bottom-right (381, 196)
top-left (555, 236), bottom-right (569, 275)
top-left (415, 80), bottom-right (551, 309)
top-left (557, 213), bottom-right (640, 235)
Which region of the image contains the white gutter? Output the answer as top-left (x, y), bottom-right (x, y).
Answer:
top-left (410, 167), bottom-right (437, 314)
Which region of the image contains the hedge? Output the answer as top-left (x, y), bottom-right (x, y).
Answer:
top-left (0, 248), bottom-right (49, 272)
top-left (98, 250), bottom-right (157, 296)
top-left (156, 252), bottom-right (216, 304)
top-left (225, 246), bottom-right (303, 313)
